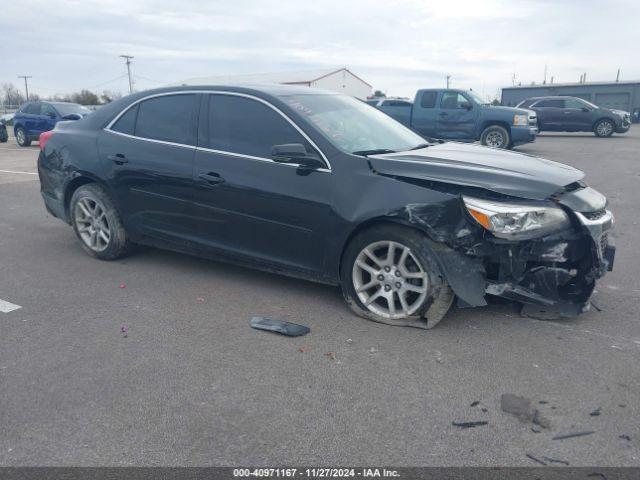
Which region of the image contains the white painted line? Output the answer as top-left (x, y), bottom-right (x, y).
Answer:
top-left (0, 299), bottom-right (22, 313)
top-left (0, 170), bottom-right (38, 176)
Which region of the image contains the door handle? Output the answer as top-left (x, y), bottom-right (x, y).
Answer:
top-left (198, 172), bottom-right (225, 185)
top-left (107, 153), bottom-right (128, 165)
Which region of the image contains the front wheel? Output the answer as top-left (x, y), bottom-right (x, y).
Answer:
top-left (341, 224), bottom-right (454, 329)
top-left (594, 119), bottom-right (614, 137)
top-left (480, 125), bottom-right (510, 149)
top-left (15, 127), bottom-right (31, 147)
top-left (70, 184), bottom-right (131, 260)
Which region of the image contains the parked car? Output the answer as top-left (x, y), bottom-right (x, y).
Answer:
top-left (38, 85), bottom-right (614, 328)
top-left (376, 88), bottom-right (538, 149)
top-left (516, 96), bottom-right (631, 137)
top-left (0, 118), bottom-right (7, 143)
top-left (13, 101), bottom-right (91, 146)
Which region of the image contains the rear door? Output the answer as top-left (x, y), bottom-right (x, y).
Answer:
top-left (21, 103), bottom-right (41, 136)
top-left (190, 93), bottom-right (334, 274)
top-left (98, 93), bottom-right (199, 242)
top-left (436, 91), bottom-right (478, 139)
top-left (410, 90), bottom-right (438, 137)
top-left (532, 98), bottom-right (565, 130)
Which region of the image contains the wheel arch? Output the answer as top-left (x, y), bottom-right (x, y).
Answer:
top-left (592, 116), bottom-right (617, 130)
top-left (477, 120), bottom-right (511, 140)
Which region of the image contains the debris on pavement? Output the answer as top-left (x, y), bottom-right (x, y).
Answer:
top-left (369, 347), bottom-right (377, 354)
top-left (249, 317), bottom-right (310, 337)
top-left (470, 401), bottom-right (480, 407)
top-left (500, 393), bottom-right (551, 429)
top-left (196, 297), bottom-right (205, 304)
top-left (298, 347), bottom-right (305, 353)
top-left (526, 454), bottom-right (546, 466)
top-left (619, 435), bottom-right (631, 441)
top-left (590, 407), bottom-right (601, 416)
top-left (120, 325), bottom-right (128, 338)
top-left (346, 338), bottom-right (353, 344)
top-left (119, 283), bottom-right (126, 289)
top-left (531, 427), bottom-right (541, 433)
top-left (452, 421), bottom-right (488, 429)
top-left (543, 456), bottom-right (570, 466)
top-left (552, 431), bottom-right (595, 440)
top-left (325, 351), bottom-right (336, 360)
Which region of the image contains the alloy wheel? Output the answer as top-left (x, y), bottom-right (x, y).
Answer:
top-left (74, 197), bottom-right (111, 252)
top-left (352, 240), bottom-right (428, 319)
top-left (16, 129), bottom-right (25, 145)
top-left (597, 121), bottom-right (613, 136)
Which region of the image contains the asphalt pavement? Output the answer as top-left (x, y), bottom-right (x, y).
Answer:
top-left (0, 129), bottom-right (639, 466)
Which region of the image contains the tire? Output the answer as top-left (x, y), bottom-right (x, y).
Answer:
top-left (594, 118), bottom-right (614, 137)
top-left (70, 183), bottom-right (131, 260)
top-left (480, 125), bottom-right (510, 149)
top-left (340, 224), bottom-right (454, 329)
top-left (15, 127), bottom-right (31, 147)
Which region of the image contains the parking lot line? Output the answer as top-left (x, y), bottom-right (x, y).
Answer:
top-left (0, 299), bottom-right (22, 313)
top-left (0, 170), bottom-right (38, 175)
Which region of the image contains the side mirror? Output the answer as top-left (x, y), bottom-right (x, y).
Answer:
top-left (271, 143), bottom-right (324, 170)
top-left (581, 107), bottom-right (590, 113)
top-left (62, 113), bottom-right (82, 121)
top-left (460, 101), bottom-right (473, 110)
top-left (45, 112), bottom-right (56, 119)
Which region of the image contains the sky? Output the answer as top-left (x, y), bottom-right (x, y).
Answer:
top-left (1, 0), bottom-right (639, 101)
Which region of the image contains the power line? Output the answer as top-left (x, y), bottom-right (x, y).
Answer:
top-left (119, 55), bottom-right (134, 94)
top-left (18, 75), bottom-right (32, 101)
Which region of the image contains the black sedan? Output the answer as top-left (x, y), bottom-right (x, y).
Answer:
top-left (38, 85), bottom-right (615, 328)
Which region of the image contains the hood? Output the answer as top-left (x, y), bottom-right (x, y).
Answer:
top-left (482, 104), bottom-right (531, 115)
top-left (369, 142), bottom-right (584, 200)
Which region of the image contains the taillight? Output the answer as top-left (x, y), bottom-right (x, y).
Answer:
top-left (39, 131), bottom-right (54, 151)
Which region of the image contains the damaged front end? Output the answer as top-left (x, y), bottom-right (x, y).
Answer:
top-left (393, 184), bottom-right (615, 320)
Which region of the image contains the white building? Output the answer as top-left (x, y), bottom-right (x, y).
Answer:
top-left (177, 68), bottom-right (372, 99)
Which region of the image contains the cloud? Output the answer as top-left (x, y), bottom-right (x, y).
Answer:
top-left (1, 0), bottom-right (638, 100)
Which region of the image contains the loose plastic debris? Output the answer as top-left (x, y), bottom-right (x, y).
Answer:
top-left (470, 401), bottom-right (480, 407)
top-left (452, 421), bottom-right (488, 429)
top-left (196, 297), bottom-right (205, 304)
top-left (325, 352), bottom-right (337, 360)
top-left (552, 431), bottom-right (595, 440)
top-left (249, 317), bottom-right (310, 337)
top-left (119, 283), bottom-right (126, 289)
top-left (619, 435), bottom-right (631, 441)
top-left (590, 407), bottom-right (601, 416)
top-left (543, 456), bottom-right (570, 466)
top-left (120, 325), bottom-right (128, 338)
top-left (500, 393), bottom-right (550, 429)
top-left (526, 454), bottom-right (546, 466)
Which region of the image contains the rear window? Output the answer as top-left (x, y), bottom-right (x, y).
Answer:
top-left (420, 91), bottom-right (437, 108)
top-left (133, 94), bottom-right (197, 145)
top-left (22, 103), bottom-right (40, 114)
top-left (111, 104), bottom-right (139, 135)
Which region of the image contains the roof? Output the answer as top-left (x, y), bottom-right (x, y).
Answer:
top-left (176, 67), bottom-right (372, 88)
top-left (503, 80), bottom-right (640, 90)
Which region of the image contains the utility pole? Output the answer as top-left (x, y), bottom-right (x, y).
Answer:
top-left (119, 55), bottom-right (134, 94)
top-left (446, 75), bottom-right (451, 88)
top-left (18, 75), bottom-right (32, 101)
top-left (616, 68), bottom-right (620, 82)
top-left (543, 64), bottom-right (547, 84)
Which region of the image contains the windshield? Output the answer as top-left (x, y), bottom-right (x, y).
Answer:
top-left (53, 103), bottom-right (91, 116)
top-left (280, 94), bottom-right (426, 155)
top-left (579, 98), bottom-right (598, 109)
top-left (466, 91), bottom-right (486, 105)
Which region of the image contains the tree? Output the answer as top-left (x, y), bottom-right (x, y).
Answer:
top-left (373, 90), bottom-right (386, 98)
top-left (1, 83), bottom-right (25, 107)
top-left (100, 90), bottom-right (123, 104)
top-left (70, 89), bottom-right (100, 105)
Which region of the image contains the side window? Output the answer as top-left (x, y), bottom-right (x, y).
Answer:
top-left (420, 91), bottom-right (437, 108)
top-left (111, 104), bottom-right (139, 135)
top-left (534, 99), bottom-right (565, 108)
top-left (25, 103), bottom-right (41, 115)
top-left (565, 99), bottom-right (586, 109)
top-left (41, 104), bottom-right (57, 117)
top-left (385, 101), bottom-right (411, 107)
top-left (135, 94), bottom-right (197, 144)
top-left (207, 95), bottom-right (314, 159)
top-left (440, 92), bottom-right (468, 109)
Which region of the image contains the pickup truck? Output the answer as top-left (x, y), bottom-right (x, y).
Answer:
top-left (377, 89), bottom-right (538, 149)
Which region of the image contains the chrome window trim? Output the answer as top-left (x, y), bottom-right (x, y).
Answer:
top-left (103, 89), bottom-right (332, 171)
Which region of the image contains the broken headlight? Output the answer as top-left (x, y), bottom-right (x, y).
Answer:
top-left (463, 196), bottom-right (570, 240)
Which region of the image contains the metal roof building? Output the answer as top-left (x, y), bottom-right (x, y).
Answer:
top-left (177, 67), bottom-right (372, 100)
top-left (501, 81), bottom-right (640, 119)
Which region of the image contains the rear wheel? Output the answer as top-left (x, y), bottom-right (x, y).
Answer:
top-left (15, 127), bottom-right (31, 147)
top-left (341, 224), bottom-right (454, 329)
top-left (594, 119), bottom-right (614, 137)
top-left (480, 125), bottom-right (510, 149)
top-left (70, 184), bottom-right (131, 260)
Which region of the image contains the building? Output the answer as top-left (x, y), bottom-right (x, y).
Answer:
top-left (177, 67), bottom-right (372, 99)
top-left (501, 81), bottom-right (640, 120)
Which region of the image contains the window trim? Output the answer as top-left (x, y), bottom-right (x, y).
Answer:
top-left (104, 90), bottom-right (331, 172)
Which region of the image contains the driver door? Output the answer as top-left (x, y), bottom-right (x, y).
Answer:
top-left (190, 93), bottom-right (335, 274)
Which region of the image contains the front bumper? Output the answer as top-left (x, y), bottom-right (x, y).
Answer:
top-left (511, 125), bottom-right (538, 145)
top-left (482, 208), bottom-right (614, 318)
